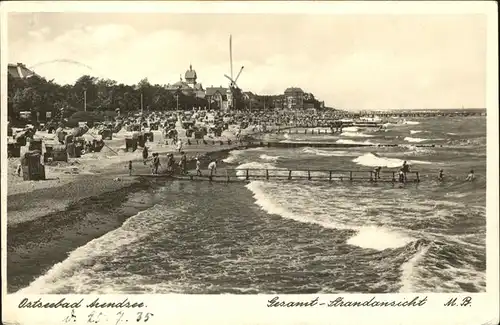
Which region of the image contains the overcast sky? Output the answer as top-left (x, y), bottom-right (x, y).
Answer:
top-left (7, 11), bottom-right (487, 110)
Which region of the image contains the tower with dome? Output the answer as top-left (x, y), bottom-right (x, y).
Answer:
top-left (166, 64), bottom-right (205, 99)
top-left (185, 64), bottom-right (197, 86)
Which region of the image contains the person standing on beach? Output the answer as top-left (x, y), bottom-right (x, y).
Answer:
top-left (153, 153), bottom-right (161, 175)
top-left (165, 153), bottom-right (172, 175)
top-left (179, 151), bottom-right (187, 175)
top-left (208, 160), bottom-right (217, 178)
top-left (176, 139), bottom-right (183, 153)
top-left (17, 161), bottom-right (22, 177)
top-left (142, 146), bottom-right (149, 165)
top-left (195, 157), bottom-right (202, 176)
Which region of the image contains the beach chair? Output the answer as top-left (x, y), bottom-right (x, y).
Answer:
top-left (8, 143), bottom-right (21, 158)
top-left (52, 145), bottom-right (68, 162)
top-left (21, 151), bottom-right (45, 181)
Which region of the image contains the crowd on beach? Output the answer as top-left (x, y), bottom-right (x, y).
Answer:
top-left (8, 108), bottom-right (479, 183)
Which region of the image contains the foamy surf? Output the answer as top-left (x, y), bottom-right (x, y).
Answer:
top-left (340, 131), bottom-right (374, 138)
top-left (402, 120), bottom-right (420, 125)
top-left (341, 126), bottom-right (359, 132)
top-left (302, 147), bottom-right (357, 157)
top-left (404, 137), bottom-right (429, 143)
top-left (399, 244), bottom-right (430, 292)
top-left (245, 181), bottom-right (415, 250)
top-left (336, 139), bottom-right (376, 145)
top-left (346, 226), bottom-right (415, 250)
top-left (17, 205), bottom-right (183, 294)
top-left (352, 153), bottom-right (433, 168)
top-left (259, 154), bottom-right (280, 162)
top-left (222, 149), bottom-right (247, 163)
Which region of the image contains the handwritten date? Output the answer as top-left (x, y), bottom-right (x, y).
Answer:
top-left (63, 309), bottom-right (154, 324)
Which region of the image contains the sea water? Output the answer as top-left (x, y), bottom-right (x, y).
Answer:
top-left (18, 116), bottom-right (486, 294)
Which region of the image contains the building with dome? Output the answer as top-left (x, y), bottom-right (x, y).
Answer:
top-left (165, 64), bottom-right (206, 98)
top-left (184, 64), bottom-right (197, 85)
top-left (165, 64), bottom-right (236, 111)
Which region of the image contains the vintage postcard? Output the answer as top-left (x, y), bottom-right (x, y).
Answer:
top-left (1, 1), bottom-right (498, 325)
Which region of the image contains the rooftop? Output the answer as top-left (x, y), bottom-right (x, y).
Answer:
top-left (284, 87), bottom-right (304, 93)
top-left (8, 63), bottom-right (38, 79)
top-left (185, 64), bottom-right (197, 80)
top-left (205, 86), bottom-right (229, 97)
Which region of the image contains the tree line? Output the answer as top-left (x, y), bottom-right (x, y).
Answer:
top-left (7, 73), bottom-right (323, 126)
top-left (7, 74), bottom-right (216, 125)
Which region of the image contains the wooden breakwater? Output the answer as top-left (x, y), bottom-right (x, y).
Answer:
top-left (136, 168), bottom-right (420, 183)
top-left (356, 111), bottom-right (485, 118)
top-left (158, 138), bottom-right (440, 149)
top-left (244, 141), bottom-right (438, 149)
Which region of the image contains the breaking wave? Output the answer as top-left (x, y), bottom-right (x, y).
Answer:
top-left (352, 153), bottom-right (433, 168)
top-left (402, 120), bottom-right (421, 125)
top-left (340, 131), bottom-right (374, 138)
top-left (336, 139), bottom-right (376, 145)
top-left (245, 181), bottom-right (415, 251)
top-left (404, 137), bottom-right (429, 143)
top-left (223, 149), bottom-right (245, 163)
top-left (259, 154), bottom-right (280, 162)
top-left (341, 126), bottom-right (359, 132)
top-left (302, 147), bottom-right (357, 157)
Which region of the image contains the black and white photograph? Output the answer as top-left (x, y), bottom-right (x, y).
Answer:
top-left (2, 1), bottom-right (497, 307)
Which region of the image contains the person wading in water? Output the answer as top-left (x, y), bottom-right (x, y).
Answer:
top-left (402, 161), bottom-right (410, 182)
top-left (465, 169), bottom-right (475, 181)
top-left (438, 169), bottom-right (444, 181)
